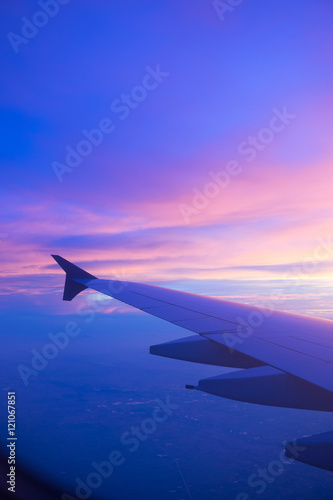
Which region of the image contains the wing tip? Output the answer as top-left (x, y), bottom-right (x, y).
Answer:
top-left (52, 254), bottom-right (97, 301)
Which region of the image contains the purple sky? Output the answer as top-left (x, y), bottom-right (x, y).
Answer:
top-left (1, 0), bottom-right (333, 317)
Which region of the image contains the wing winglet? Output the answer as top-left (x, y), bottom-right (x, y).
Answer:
top-left (51, 255), bottom-right (97, 301)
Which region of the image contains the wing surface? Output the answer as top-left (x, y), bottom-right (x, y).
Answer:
top-left (52, 255), bottom-right (333, 470)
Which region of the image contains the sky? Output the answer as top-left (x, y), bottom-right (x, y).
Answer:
top-left (2, 2), bottom-right (333, 499)
top-left (1, 0), bottom-right (333, 319)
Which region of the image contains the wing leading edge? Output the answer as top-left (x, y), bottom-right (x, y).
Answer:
top-left (51, 255), bottom-right (333, 471)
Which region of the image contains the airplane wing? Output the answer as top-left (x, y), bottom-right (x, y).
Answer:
top-left (52, 255), bottom-right (333, 472)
